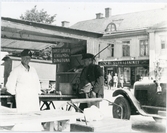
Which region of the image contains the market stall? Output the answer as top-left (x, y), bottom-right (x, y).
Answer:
top-left (0, 17), bottom-right (133, 132)
top-left (1, 17), bottom-right (104, 108)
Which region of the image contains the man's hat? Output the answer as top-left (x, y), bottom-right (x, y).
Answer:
top-left (20, 49), bottom-right (32, 57)
top-left (82, 53), bottom-right (95, 60)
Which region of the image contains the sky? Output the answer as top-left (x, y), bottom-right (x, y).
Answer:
top-left (1, 1), bottom-right (167, 26)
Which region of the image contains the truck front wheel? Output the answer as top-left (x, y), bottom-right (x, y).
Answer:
top-left (112, 96), bottom-right (131, 120)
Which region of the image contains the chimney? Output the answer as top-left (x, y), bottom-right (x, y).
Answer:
top-left (61, 21), bottom-right (69, 27)
top-left (105, 8), bottom-right (111, 18)
top-left (96, 13), bottom-right (103, 19)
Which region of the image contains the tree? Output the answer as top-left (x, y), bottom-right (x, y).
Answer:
top-left (20, 5), bottom-right (56, 24)
top-left (19, 5), bottom-right (57, 60)
top-left (153, 58), bottom-right (167, 94)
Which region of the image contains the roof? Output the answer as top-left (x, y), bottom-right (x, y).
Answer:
top-left (149, 21), bottom-right (167, 30)
top-left (71, 7), bottom-right (167, 33)
top-left (2, 17), bottom-right (103, 38)
top-left (1, 17), bottom-right (103, 53)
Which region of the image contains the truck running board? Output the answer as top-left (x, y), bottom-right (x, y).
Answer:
top-left (141, 105), bottom-right (166, 111)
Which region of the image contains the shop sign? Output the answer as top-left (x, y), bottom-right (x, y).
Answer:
top-left (99, 60), bottom-right (149, 66)
top-left (52, 47), bottom-right (71, 64)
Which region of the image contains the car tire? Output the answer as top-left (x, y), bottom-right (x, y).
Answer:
top-left (112, 96), bottom-right (131, 120)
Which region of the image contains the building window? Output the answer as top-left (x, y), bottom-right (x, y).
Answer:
top-left (111, 44), bottom-right (114, 57)
top-left (107, 43), bottom-right (114, 57)
top-left (140, 40), bottom-right (148, 56)
top-left (105, 23), bottom-right (116, 32)
top-left (122, 41), bottom-right (130, 57)
top-left (161, 37), bottom-right (166, 49)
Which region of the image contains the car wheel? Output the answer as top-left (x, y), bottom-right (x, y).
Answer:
top-left (112, 96), bottom-right (131, 120)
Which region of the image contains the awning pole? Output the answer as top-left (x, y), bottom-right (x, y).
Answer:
top-left (94, 44), bottom-right (112, 58)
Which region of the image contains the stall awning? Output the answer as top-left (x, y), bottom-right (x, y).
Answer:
top-left (1, 38), bottom-right (56, 52)
top-left (1, 17), bottom-right (103, 53)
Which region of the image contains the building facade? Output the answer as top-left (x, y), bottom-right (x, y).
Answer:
top-left (71, 7), bottom-right (167, 87)
top-left (98, 30), bottom-right (150, 87)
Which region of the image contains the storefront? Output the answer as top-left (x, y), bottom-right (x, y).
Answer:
top-left (99, 60), bottom-right (149, 87)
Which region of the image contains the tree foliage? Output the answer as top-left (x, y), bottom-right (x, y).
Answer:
top-left (19, 5), bottom-right (57, 60)
top-left (20, 5), bottom-right (56, 24)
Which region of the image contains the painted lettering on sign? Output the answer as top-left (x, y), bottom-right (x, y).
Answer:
top-left (52, 49), bottom-right (71, 53)
top-left (53, 54), bottom-right (70, 58)
top-left (52, 47), bottom-right (71, 64)
top-left (99, 60), bottom-right (149, 66)
top-left (53, 58), bottom-right (70, 63)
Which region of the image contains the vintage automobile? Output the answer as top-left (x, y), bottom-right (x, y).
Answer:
top-left (112, 60), bottom-right (167, 121)
top-left (113, 55), bottom-right (167, 121)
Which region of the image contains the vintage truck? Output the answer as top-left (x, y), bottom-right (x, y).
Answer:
top-left (113, 52), bottom-right (167, 121)
top-left (112, 60), bottom-right (167, 121)
top-left (112, 81), bottom-right (166, 121)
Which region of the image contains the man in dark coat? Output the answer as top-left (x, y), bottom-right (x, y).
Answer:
top-left (78, 53), bottom-right (104, 110)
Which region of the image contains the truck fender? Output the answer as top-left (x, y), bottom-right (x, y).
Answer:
top-left (112, 89), bottom-right (147, 115)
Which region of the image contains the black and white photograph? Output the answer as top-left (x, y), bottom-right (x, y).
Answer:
top-left (0, 0), bottom-right (167, 132)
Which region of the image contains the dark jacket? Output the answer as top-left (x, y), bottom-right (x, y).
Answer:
top-left (81, 64), bottom-right (104, 97)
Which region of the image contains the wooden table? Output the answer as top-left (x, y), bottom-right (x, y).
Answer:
top-left (39, 94), bottom-right (77, 110)
top-left (0, 106), bottom-right (83, 131)
top-left (39, 94), bottom-right (77, 101)
top-left (0, 94), bottom-right (77, 110)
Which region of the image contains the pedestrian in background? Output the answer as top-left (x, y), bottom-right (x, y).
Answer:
top-left (107, 72), bottom-right (112, 90)
top-left (136, 75), bottom-right (142, 81)
top-left (113, 73), bottom-right (118, 88)
top-left (119, 74), bottom-right (124, 88)
top-left (6, 49), bottom-right (43, 131)
top-left (78, 53), bottom-right (104, 111)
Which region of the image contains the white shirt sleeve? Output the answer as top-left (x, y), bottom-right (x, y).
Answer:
top-left (6, 69), bottom-right (18, 95)
top-left (32, 67), bottom-right (42, 94)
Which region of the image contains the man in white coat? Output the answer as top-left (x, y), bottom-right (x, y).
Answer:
top-left (6, 49), bottom-right (43, 131)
